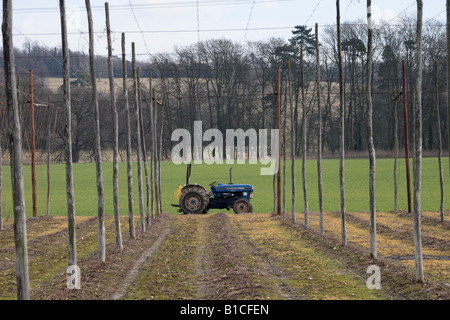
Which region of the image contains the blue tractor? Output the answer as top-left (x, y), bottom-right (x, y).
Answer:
top-left (174, 165), bottom-right (254, 214)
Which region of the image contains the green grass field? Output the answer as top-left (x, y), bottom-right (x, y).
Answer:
top-left (0, 157), bottom-right (448, 218)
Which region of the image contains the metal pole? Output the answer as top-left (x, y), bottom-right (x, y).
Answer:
top-left (29, 70), bottom-right (37, 218)
top-left (276, 66), bottom-right (281, 215)
top-left (402, 60), bottom-right (412, 213)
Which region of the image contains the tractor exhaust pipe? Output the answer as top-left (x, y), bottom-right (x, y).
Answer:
top-left (229, 167), bottom-right (233, 184)
top-left (186, 163), bottom-right (191, 185)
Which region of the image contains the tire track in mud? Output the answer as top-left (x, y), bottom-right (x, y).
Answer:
top-left (123, 212), bottom-right (292, 299)
top-left (212, 213), bottom-right (304, 300)
top-left (227, 213), bottom-right (313, 300)
top-left (229, 213), bottom-right (388, 300)
top-left (121, 214), bottom-right (203, 299)
top-left (1, 215), bottom-right (137, 299)
top-left (193, 212), bottom-right (275, 300)
top-left (31, 212), bottom-right (174, 300)
top-left (193, 216), bottom-right (209, 299)
top-left (336, 212), bottom-right (450, 252)
top-left (112, 227), bottom-right (172, 300)
top-left (123, 212), bottom-right (385, 300)
top-left (5, 211), bottom-right (445, 300)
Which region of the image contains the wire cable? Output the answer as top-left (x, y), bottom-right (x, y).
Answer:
top-left (244, 0), bottom-right (256, 44)
top-left (128, 0), bottom-right (151, 55)
top-left (305, 0), bottom-right (323, 26)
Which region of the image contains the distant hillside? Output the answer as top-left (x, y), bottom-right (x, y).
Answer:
top-left (0, 41), bottom-right (139, 80)
top-left (44, 77), bottom-right (135, 93)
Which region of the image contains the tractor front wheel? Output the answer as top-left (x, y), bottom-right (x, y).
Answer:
top-left (233, 198), bottom-right (252, 214)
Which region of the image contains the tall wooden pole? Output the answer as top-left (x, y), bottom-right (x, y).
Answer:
top-left (122, 33), bottom-right (135, 239)
top-left (2, 0), bottom-right (30, 299)
top-left (158, 99), bottom-right (165, 214)
top-left (149, 74), bottom-right (155, 220)
top-left (136, 69), bottom-right (150, 225)
top-left (288, 60), bottom-right (296, 224)
top-left (367, 0), bottom-right (377, 259)
top-left (0, 132), bottom-right (2, 229)
top-left (316, 23), bottom-right (324, 237)
top-left (59, 0), bottom-right (76, 267)
top-left (402, 60), bottom-right (412, 214)
top-left (337, 0), bottom-right (347, 246)
top-left (105, 2), bottom-right (123, 250)
top-left (85, 0), bottom-right (106, 263)
top-left (276, 66), bottom-right (281, 215)
top-left (0, 100), bottom-right (3, 228)
top-left (29, 70), bottom-right (37, 218)
top-left (413, 0), bottom-right (424, 283)
top-left (282, 74), bottom-right (287, 217)
top-left (282, 92), bottom-right (287, 217)
top-left (301, 46), bottom-right (309, 229)
top-left (132, 43), bottom-right (145, 231)
top-left (152, 87), bottom-right (160, 216)
top-left (393, 92), bottom-right (401, 211)
top-left (434, 61), bottom-right (445, 222)
top-left (447, 0), bottom-right (450, 179)
top-left (46, 97), bottom-right (51, 216)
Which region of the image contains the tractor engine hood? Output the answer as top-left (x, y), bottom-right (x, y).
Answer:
top-left (213, 183), bottom-right (254, 192)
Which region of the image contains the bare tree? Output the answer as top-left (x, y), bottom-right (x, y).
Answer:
top-left (413, 0), bottom-right (424, 283)
top-left (121, 33), bottom-right (135, 239)
top-left (367, 0), bottom-right (377, 259)
top-left (2, 0), bottom-right (30, 299)
top-left (60, 0), bottom-right (77, 266)
top-left (85, 0), bottom-right (106, 263)
top-left (105, 2), bottom-right (123, 250)
top-left (337, 0), bottom-right (347, 246)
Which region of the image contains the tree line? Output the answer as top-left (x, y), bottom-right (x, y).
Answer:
top-left (1, 14), bottom-right (448, 160)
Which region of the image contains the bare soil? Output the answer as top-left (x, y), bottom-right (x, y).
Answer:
top-left (0, 211), bottom-right (448, 300)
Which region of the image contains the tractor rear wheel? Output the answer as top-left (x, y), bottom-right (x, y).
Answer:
top-left (233, 198), bottom-right (251, 214)
top-left (180, 190), bottom-right (208, 214)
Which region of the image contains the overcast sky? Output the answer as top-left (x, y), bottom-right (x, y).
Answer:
top-left (5, 0), bottom-right (447, 60)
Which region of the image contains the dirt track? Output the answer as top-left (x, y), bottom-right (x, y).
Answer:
top-left (0, 211), bottom-right (449, 300)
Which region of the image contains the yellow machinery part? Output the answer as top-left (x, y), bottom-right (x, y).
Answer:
top-left (175, 185), bottom-right (182, 201)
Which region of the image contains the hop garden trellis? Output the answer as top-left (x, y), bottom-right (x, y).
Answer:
top-left (1, 0), bottom-right (165, 299)
top-left (0, 0), bottom-right (447, 300)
